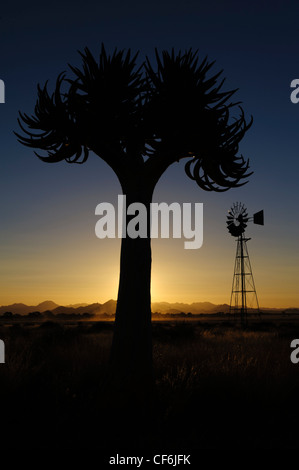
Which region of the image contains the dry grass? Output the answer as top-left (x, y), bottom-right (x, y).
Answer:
top-left (0, 319), bottom-right (298, 449)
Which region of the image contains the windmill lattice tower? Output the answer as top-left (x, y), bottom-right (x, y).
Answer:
top-left (226, 202), bottom-right (264, 323)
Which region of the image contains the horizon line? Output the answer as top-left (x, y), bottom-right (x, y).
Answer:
top-left (0, 299), bottom-right (298, 310)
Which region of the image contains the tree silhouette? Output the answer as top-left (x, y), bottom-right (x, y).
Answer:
top-left (15, 45), bottom-right (252, 392)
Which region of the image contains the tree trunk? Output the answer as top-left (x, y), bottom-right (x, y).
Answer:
top-left (109, 182), bottom-right (154, 397)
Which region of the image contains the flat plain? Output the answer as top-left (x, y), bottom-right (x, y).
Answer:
top-left (0, 315), bottom-right (298, 449)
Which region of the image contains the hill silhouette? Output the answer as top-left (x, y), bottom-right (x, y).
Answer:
top-left (0, 301), bottom-right (60, 315)
top-left (0, 300), bottom-right (233, 316)
top-left (0, 300), bottom-right (291, 316)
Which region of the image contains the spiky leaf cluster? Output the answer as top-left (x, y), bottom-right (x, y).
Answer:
top-left (15, 45), bottom-right (253, 190)
top-left (15, 45), bottom-right (146, 164)
top-left (145, 49), bottom-right (253, 191)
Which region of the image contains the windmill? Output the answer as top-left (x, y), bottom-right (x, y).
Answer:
top-left (226, 202), bottom-right (264, 323)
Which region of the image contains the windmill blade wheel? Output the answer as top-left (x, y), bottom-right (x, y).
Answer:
top-left (226, 202), bottom-right (248, 237)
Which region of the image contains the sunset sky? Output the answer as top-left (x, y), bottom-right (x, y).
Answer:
top-left (1, 0), bottom-right (299, 308)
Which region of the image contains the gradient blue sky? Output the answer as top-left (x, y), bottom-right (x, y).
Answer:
top-left (1, 0), bottom-right (299, 308)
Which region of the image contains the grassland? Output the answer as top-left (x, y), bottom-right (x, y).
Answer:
top-left (0, 318), bottom-right (299, 449)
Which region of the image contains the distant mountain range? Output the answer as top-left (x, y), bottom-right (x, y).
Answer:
top-left (0, 300), bottom-right (229, 316)
top-left (0, 300), bottom-right (294, 316)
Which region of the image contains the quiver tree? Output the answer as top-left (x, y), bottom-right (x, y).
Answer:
top-left (15, 45), bottom-right (253, 391)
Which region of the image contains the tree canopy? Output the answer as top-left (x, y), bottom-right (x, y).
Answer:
top-left (16, 44), bottom-right (253, 192)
